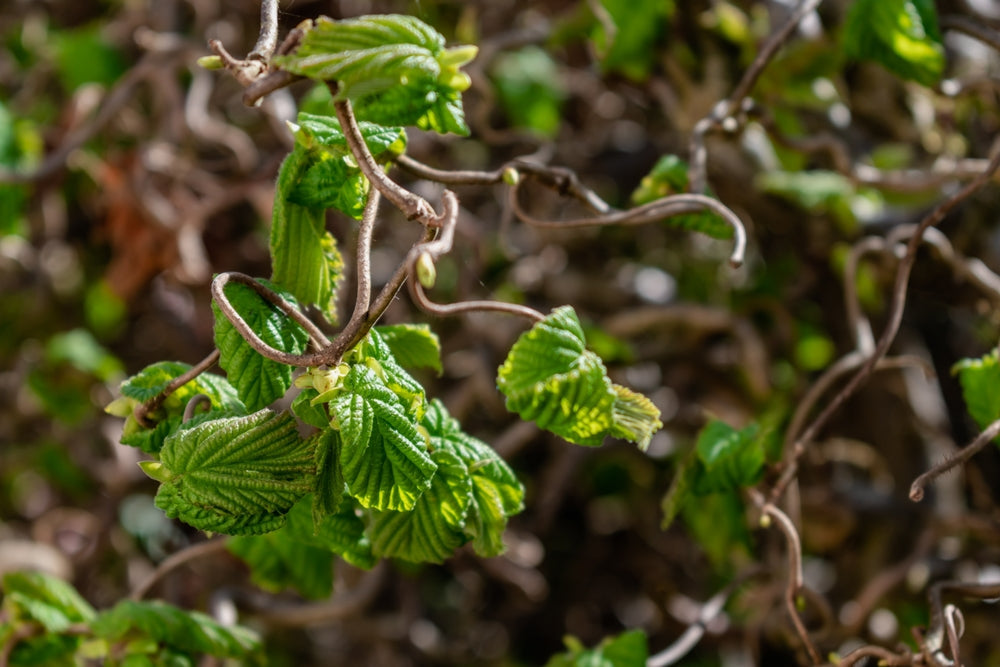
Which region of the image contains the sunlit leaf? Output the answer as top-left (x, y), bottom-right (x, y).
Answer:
top-left (370, 449), bottom-right (470, 563)
top-left (212, 278), bottom-right (310, 412)
top-left (374, 323), bottom-right (442, 374)
top-left (151, 410), bottom-right (315, 535)
top-left (843, 0), bottom-right (944, 86)
top-left (544, 629), bottom-right (648, 667)
top-left (331, 365), bottom-right (436, 511)
top-left (954, 348), bottom-right (1000, 442)
top-left (1, 571), bottom-right (96, 633)
top-left (631, 155), bottom-right (731, 239)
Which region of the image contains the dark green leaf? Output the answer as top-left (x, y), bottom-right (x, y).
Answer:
top-left (374, 323), bottom-right (442, 374)
top-left (592, 0), bottom-right (673, 81)
top-left (370, 449), bottom-right (470, 563)
top-left (843, 0), bottom-right (945, 86)
top-left (1, 571), bottom-right (95, 632)
top-left (283, 495), bottom-right (375, 570)
top-left (312, 427), bottom-right (345, 519)
top-left (212, 278), bottom-right (310, 412)
top-left (227, 531), bottom-right (334, 600)
top-left (151, 410), bottom-right (315, 535)
top-left (693, 419), bottom-right (765, 493)
top-left (544, 629), bottom-right (648, 667)
top-left (491, 47), bottom-right (565, 138)
top-left (92, 600), bottom-right (260, 659)
top-left (631, 155), bottom-right (732, 239)
top-left (291, 387), bottom-right (331, 431)
top-left (332, 365), bottom-right (436, 511)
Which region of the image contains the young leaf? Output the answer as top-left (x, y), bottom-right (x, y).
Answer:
top-left (272, 15), bottom-right (475, 135)
top-left (312, 427), bottom-right (345, 519)
top-left (842, 0), bottom-right (945, 86)
top-left (150, 410), bottom-right (315, 535)
top-left (370, 449), bottom-right (471, 563)
top-left (92, 600), bottom-right (260, 659)
top-left (954, 348), bottom-right (1000, 440)
top-left (693, 419), bottom-right (765, 493)
top-left (423, 399), bottom-right (524, 557)
top-left (331, 365), bottom-right (437, 511)
top-left (270, 147), bottom-right (344, 321)
top-left (497, 306), bottom-right (661, 448)
top-left (352, 329), bottom-right (427, 419)
top-left (1, 571), bottom-right (96, 633)
top-left (630, 155), bottom-right (731, 239)
top-left (227, 530), bottom-right (334, 600)
top-left (291, 387), bottom-right (331, 431)
top-left (374, 323), bottom-right (443, 374)
top-left (112, 361), bottom-right (245, 454)
top-left (212, 278), bottom-right (310, 412)
top-left (544, 629), bottom-right (648, 667)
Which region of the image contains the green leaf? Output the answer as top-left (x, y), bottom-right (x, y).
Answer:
top-left (114, 362), bottom-right (245, 454)
top-left (497, 306), bottom-right (661, 448)
top-left (52, 23), bottom-right (126, 91)
top-left (591, 0), bottom-right (673, 81)
top-left (370, 449), bottom-right (470, 563)
top-left (544, 629), bottom-right (648, 667)
top-left (212, 278), bottom-right (310, 412)
top-left (693, 419), bottom-right (765, 493)
top-left (283, 494), bottom-right (375, 570)
top-left (630, 155), bottom-right (732, 239)
top-left (291, 387), bottom-right (330, 430)
top-left (92, 600), bottom-right (260, 659)
top-left (351, 329), bottom-right (427, 419)
top-left (151, 410), bottom-right (315, 535)
top-left (954, 348), bottom-right (1000, 440)
top-left (1, 571), bottom-right (96, 632)
top-left (491, 47), bottom-right (565, 138)
top-left (423, 400), bottom-right (524, 556)
top-left (660, 448), bottom-right (698, 530)
top-left (270, 148), bottom-right (344, 320)
top-left (6, 634), bottom-right (80, 667)
top-left (312, 427), bottom-right (345, 519)
top-left (843, 0), bottom-right (945, 86)
top-left (374, 323), bottom-right (443, 374)
top-left (331, 365), bottom-right (437, 511)
top-left (272, 15), bottom-right (474, 135)
top-left (227, 530), bottom-right (334, 600)
top-left (681, 490), bottom-right (751, 574)
top-left (288, 113), bottom-right (404, 218)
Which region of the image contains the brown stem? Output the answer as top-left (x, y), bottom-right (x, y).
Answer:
top-left (248, 0), bottom-right (279, 61)
top-left (910, 417), bottom-right (1000, 502)
top-left (130, 538), bottom-right (230, 600)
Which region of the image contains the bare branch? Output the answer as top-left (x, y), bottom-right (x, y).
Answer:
top-left (130, 538), bottom-right (229, 601)
top-left (249, 0), bottom-right (280, 61)
top-left (910, 417), bottom-right (1000, 502)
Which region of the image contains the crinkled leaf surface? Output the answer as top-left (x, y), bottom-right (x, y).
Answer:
top-left (311, 427), bottom-right (345, 519)
top-left (1, 571), bottom-right (95, 633)
top-left (370, 449), bottom-right (470, 563)
top-left (630, 154), bottom-right (731, 239)
top-left (843, 0), bottom-right (944, 86)
top-left (351, 329), bottom-right (427, 419)
top-left (497, 306), bottom-right (660, 448)
top-left (331, 365), bottom-right (436, 511)
top-left (92, 600), bottom-right (260, 659)
top-left (374, 323), bottom-right (442, 374)
top-left (423, 399), bottom-right (523, 556)
top-left (115, 362), bottom-right (245, 454)
top-left (212, 279), bottom-right (310, 412)
top-left (954, 348), bottom-right (1000, 442)
top-left (544, 629), bottom-right (648, 667)
top-left (270, 148), bottom-right (344, 320)
top-left (272, 15), bottom-right (474, 134)
top-left (151, 410), bottom-right (315, 535)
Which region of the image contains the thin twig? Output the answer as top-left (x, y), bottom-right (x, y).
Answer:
top-left (923, 581), bottom-right (1000, 665)
top-left (249, 0), bottom-right (280, 61)
top-left (246, 563), bottom-right (387, 626)
top-left (133, 349), bottom-right (221, 427)
top-left (182, 394), bottom-right (212, 422)
top-left (509, 187), bottom-right (748, 268)
top-left (333, 96), bottom-right (436, 222)
top-left (910, 417), bottom-right (1000, 502)
top-left (130, 538), bottom-right (230, 600)
top-left (332, 188), bottom-right (380, 349)
top-left (406, 190), bottom-right (545, 322)
top-left (942, 15), bottom-right (1000, 52)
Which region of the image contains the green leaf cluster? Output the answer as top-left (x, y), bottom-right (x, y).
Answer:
top-left (497, 306), bottom-right (662, 449)
top-left (544, 629), bottom-right (648, 667)
top-left (0, 571), bottom-right (260, 666)
top-left (842, 0), bottom-right (945, 86)
top-left (272, 14), bottom-right (476, 135)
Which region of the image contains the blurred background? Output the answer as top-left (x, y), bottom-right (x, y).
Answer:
top-left (2, 0), bottom-right (1000, 664)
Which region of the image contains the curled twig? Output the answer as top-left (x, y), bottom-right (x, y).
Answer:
top-left (182, 394), bottom-right (212, 422)
top-left (910, 417), bottom-right (1000, 502)
top-left (922, 581), bottom-right (1000, 665)
top-left (133, 349), bottom-right (221, 428)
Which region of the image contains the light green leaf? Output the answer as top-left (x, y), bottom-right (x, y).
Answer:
top-left (270, 148), bottom-right (344, 320)
top-left (331, 365), bottom-right (436, 511)
top-left (843, 0), bottom-right (945, 86)
top-left (370, 449), bottom-right (470, 563)
top-left (374, 323), bottom-right (443, 374)
top-left (544, 629), bottom-right (648, 667)
top-left (630, 155), bottom-right (731, 239)
top-left (693, 419), bottom-right (765, 493)
top-left (92, 600), bottom-right (260, 659)
top-left (212, 278), bottom-right (310, 412)
top-left (351, 329), bottom-right (427, 419)
top-left (114, 361), bottom-right (245, 454)
top-left (423, 399), bottom-right (524, 557)
top-left (609, 384), bottom-right (663, 451)
top-left (291, 387), bottom-right (330, 430)
top-left (272, 15), bottom-right (474, 135)
top-left (151, 410), bottom-right (315, 535)
top-left (497, 306), bottom-right (660, 448)
top-left (954, 348), bottom-right (1000, 441)
top-left (1, 571), bottom-right (96, 633)
top-left (491, 47), bottom-right (565, 138)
